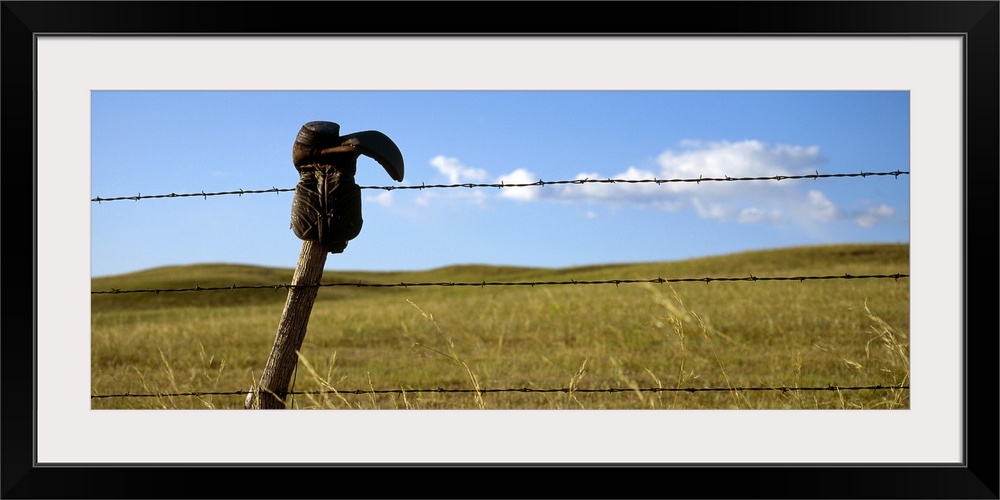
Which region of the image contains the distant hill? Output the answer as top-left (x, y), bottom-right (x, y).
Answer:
top-left (92, 243), bottom-right (909, 312)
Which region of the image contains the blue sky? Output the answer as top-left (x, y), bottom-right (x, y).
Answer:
top-left (90, 91), bottom-right (909, 277)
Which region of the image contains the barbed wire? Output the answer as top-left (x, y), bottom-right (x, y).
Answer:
top-left (92, 273), bottom-right (908, 295)
top-left (90, 170), bottom-right (909, 203)
top-left (92, 186), bottom-right (295, 202)
top-left (90, 384), bottom-right (910, 399)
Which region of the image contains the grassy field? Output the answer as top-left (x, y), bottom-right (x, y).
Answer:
top-left (91, 243), bottom-right (909, 410)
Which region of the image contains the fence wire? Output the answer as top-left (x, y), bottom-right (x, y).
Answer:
top-left (92, 273), bottom-right (908, 295)
top-left (91, 170), bottom-right (909, 203)
top-left (91, 384), bottom-right (909, 400)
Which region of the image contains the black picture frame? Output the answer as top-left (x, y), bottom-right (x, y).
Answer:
top-left (3, 2), bottom-right (996, 498)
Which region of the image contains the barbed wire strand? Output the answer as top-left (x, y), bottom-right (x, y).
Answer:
top-left (91, 170), bottom-right (909, 203)
top-left (91, 384), bottom-right (910, 399)
top-left (92, 273), bottom-right (908, 295)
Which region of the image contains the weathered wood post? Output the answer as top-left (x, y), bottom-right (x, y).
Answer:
top-left (245, 121), bottom-right (404, 409)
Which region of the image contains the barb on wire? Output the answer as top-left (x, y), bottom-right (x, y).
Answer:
top-left (90, 384), bottom-right (910, 399)
top-left (92, 273), bottom-right (909, 295)
top-left (91, 170), bottom-right (909, 202)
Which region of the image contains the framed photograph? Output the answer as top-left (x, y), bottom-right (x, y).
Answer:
top-left (4, 2), bottom-right (995, 498)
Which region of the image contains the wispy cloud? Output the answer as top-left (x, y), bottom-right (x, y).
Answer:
top-left (805, 190), bottom-right (838, 221)
top-left (366, 190), bottom-right (395, 207)
top-left (853, 203), bottom-right (896, 228)
top-left (421, 155), bottom-right (490, 206)
top-left (420, 140), bottom-right (897, 229)
top-left (500, 140), bottom-right (828, 222)
top-left (430, 155), bottom-right (490, 184)
top-left (661, 140), bottom-right (823, 181)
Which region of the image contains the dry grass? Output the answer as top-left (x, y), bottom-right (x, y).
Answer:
top-left (92, 243), bottom-right (909, 410)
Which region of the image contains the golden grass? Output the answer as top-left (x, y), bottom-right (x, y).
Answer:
top-left (92, 243), bottom-right (909, 410)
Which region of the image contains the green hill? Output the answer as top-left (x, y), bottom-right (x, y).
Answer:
top-left (92, 243), bottom-right (908, 313)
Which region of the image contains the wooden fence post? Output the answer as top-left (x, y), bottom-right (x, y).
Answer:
top-left (245, 121), bottom-right (403, 409)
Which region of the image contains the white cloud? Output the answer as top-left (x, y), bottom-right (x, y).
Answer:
top-left (554, 167), bottom-right (668, 205)
top-left (497, 168), bottom-right (543, 201)
top-left (548, 140), bottom-right (827, 221)
top-left (366, 190), bottom-right (395, 207)
top-left (417, 142), bottom-right (902, 231)
top-left (653, 140), bottom-right (831, 224)
top-left (854, 204), bottom-right (896, 227)
top-left (429, 155), bottom-right (489, 184)
top-left (871, 204), bottom-right (895, 217)
top-left (414, 194), bottom-right (432, 207)
top-left (737, 206), bottom-right (783, 224)
top-left (692, 199), bottom-right (784, 224)
top-left (692, 198), bottom-right (736, 221)
top-left (658, 140), bottom-right (824, 193)
top-left (806, 190), bottom-right (838, 221)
